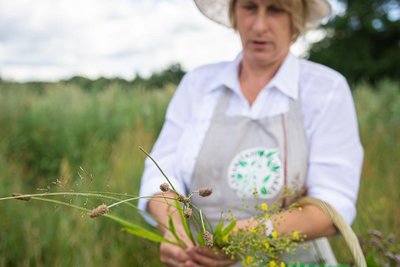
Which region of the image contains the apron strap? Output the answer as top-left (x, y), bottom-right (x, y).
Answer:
top-left (212, 87), bottom-right (233, 120)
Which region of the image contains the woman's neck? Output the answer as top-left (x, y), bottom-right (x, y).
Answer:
top-left (239, 55), bottom-right (286, 106)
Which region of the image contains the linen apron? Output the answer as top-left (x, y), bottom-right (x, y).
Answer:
top-left (190, 88), bottom-right (337, 265)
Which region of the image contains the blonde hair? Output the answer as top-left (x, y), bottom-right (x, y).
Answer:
top-left (228, 0), bottom-right (308, 40)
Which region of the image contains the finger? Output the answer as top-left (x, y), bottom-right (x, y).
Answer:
top-left (183, 260), bottom-right (207, 267)
top-left (187, 250), bottom-right (236, 267)
top-left (166, 229), bottom-right (195, 249)
top-left (193, 246), bottom-right (234, 261)
top-left (194, 246), bottom-right (219, 258)
top-left (160, 243), bottom-right (190, 265)
top-left (161, 253), bottom-right (188, 267)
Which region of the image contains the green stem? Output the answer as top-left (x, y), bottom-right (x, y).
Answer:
top-left (139, 146), bottom-right (177, 193)
top-left (108, 195), bottom-right (178, 209)
top-left (200, 210), bottom-right (206, 232)
top-left (87, 191), bottom-right (136, 198)
top-left (28, 196), bottom-right (180, 246)
top-left (3, 192), bottom-right (183, 235)
top-left (1, 192), bottom-right (129, 203)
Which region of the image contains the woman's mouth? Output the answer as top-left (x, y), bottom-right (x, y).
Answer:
top-left (251, 40), bottom-right (270, 49)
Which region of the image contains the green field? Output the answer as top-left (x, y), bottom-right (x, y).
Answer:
top-left (0, 80), bottom-right (399, 266)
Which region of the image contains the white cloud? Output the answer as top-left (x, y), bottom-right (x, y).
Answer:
top-left (0, 0), bottom-right (240, 81)
top-left (0, 0), bottom-right (336, 81)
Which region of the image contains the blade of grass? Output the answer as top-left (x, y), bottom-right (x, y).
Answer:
top-left (122, 226), bottom-right (178, 245)
top-left (212, 220), bottom-right (225, 240)
top-left (168, 214), bottom-right (186, 248)
top-left (174, 199), bottom-right (195, 245)
top-left (221, 220), bottom-right (237, 237)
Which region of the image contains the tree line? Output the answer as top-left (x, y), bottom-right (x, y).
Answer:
top-left (0, 63), bottom-right (186, 92)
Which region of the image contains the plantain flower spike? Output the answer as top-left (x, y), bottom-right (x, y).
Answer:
top-left (160, 183), bottom-right (170, 192)
top-left (198, 187), bottom-right (213, 197)
top-left (184, 207), bottom-right (193, 218)
top-left (203, 231), bottom-right (214, 247)
top-left (177, 194), bottom-right (191, 204)
top-left (89, 204), bottom-right (109, 218)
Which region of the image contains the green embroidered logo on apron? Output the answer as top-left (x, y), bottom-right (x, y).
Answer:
top-left (227, 147), bottom-right (283, 199)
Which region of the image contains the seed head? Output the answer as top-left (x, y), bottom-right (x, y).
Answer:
top-left (384, 252), bottom-right (395, 260)
top-left (89, 204), bottom-right (109, 218)
top-left (12, 193), bottom-right (32, 201)
top-left (177, 194), bottom-right (191, 204)
top-left (160, 183), bottom-right (170, 192)
top-left (368, 229), bottom-right (383, 238)
top-left (198, 187), bottom-right (212, 197)
top-left (177, 194), bottom-right (185, 202)
top-left (370, 237), bottom-right (382, 248)
top-left (203, 231), bottom-right (213, 247)
top-left (184, 208), bottom-right (192, 218)
top-left (395, 254), bottom-right (400, 264)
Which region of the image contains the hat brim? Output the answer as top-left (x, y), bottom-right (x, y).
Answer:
top-left (194, 0), bottom-right (332, 29)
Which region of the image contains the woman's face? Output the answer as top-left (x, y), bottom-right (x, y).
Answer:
top-left (234, 0), bottom-right (294, 68)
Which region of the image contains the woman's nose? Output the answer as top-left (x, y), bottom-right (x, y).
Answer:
top-left (252, 11), bottom-right (269, 34)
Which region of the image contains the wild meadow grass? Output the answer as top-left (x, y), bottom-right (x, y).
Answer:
top-left (0, 80), bottom-right (399, 266)
top-left (0, 84), bottom-right (172, 266)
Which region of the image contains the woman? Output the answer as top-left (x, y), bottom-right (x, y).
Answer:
top-left (139, 0), bottom-right (363, 266)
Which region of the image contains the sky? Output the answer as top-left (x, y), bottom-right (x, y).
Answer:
top-left (0, 0), bottom-right (343, 82)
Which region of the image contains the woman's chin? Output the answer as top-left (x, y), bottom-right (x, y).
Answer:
top-left (245, 55), bottom-right (280, 68)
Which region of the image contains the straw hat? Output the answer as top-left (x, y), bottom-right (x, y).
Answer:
top-left (194, 0), bottom-right (332, 29)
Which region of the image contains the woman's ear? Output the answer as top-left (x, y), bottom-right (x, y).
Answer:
top-left (291, 24), bottom-right (300, 42)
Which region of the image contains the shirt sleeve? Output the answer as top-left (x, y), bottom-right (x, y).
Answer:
top-left (306, 77), bottom-right (364, 225)
top-left (138, 72), bottom-right (193, 225)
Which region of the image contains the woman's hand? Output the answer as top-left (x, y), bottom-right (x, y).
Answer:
top-left (234, 218), bottom-right (259, 231)
top-left (179, 218), bottom-right (257, 267)
top-left (160, 230), bottom-right (193, 267)
top-left (185, 245), bottom-right (237, 267)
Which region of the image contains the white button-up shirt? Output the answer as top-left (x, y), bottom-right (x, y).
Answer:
top-left (138, 53), bottom-right (363, 226)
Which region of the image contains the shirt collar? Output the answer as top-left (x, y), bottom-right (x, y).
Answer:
top-left (208, 52), bottom-right (300, 100)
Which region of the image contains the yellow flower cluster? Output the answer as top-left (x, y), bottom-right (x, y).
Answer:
top-left (261, 203), bottom-right (269, 211)
top-left (292, 231), bottom-right (300, 241)
top-left (272, 230), bottom-right (279, 239)
top-left (268, 260), bottom-right (286, 267)
top-left (242, 256), bottom-right (254, 266)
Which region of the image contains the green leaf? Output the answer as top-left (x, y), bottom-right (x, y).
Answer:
top-left (221, 220), bottom-right (236, 237)
top-left (271, 166), bottom-right (280, 172)
top-left (266, 151), bottom-right (276, 158)
top-left (261, 187), bottom-right (268, 195)
top-left (214, 220), bottom-right (224, 236)
top-left (263, 175), bottom-right (270, 183)
top-left (122, 225), bottom-right (173, 244)
top-left (197, 232), bottom-right (205, 246)
top-left (168, 214), bottom-right (185, 248)
top-left (175, 199), bottom-right (195, 245)
top-left (212, 220), bottom-right (225, 241)
top-left (239, 161), bottom-right (247, 167)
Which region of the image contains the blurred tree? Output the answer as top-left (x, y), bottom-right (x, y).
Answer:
top-left (133, 63), bottom-right (186, 89)
top-left (308, 0), bottom-right (400, 84)
top-left (63, 75), bottom-right (130, 91)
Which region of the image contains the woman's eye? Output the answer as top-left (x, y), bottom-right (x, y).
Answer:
top-left (241, 4), bottom-right (257, 11)
top-left (267, 5), bottom-right (284, 13)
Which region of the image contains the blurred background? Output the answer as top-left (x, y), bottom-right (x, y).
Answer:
top-left (0, 0), bottom-right (399, 266)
